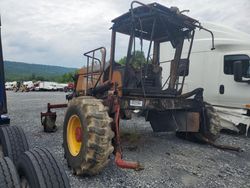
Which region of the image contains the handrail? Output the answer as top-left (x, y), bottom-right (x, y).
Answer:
top-left (83, 47), bottom-right (106, 92)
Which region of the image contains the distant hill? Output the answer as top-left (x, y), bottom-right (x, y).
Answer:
top-left (4, 61), bottom-right (77, 81)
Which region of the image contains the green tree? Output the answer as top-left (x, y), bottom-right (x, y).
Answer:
top-left (118, 51), bottom-right (147, 68)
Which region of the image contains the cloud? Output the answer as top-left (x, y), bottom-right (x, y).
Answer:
top-left (0, 0), bottom-right (249, 68)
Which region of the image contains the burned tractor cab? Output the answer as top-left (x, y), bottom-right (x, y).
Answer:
top-left (105, 2), bottom-right (217, 134)
top-left (108, 2), bottom-right (213, 97)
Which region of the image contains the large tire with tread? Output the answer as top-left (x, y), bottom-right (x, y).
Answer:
top-left (0, 126), bottom-right (29, 164)
top-left (0, 157), bottom-right (20, 188)
top-left (176, 103), bottom-right (221, 142)
top-left (17, 147), bottom-right (70, 188)
top-left (202, 103), bottom-right (221, 140)
top-left (63, 96), bottom-right (114, 176)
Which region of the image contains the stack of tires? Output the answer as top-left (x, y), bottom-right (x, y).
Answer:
top-left (0, 126), bottom-right (70, 188)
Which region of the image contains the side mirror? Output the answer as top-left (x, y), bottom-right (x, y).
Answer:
top-left (233, 61), bottom-right (243, 82)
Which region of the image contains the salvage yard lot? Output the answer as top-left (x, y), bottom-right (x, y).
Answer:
top-left (7, 91), bottom-right (250, 188)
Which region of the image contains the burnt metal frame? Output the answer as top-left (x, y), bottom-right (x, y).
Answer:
top-left (103, 2), bottom-right (215, 170)
top-left (83, 47), bottom-right (106, 91)
top-left (109, 2), bottom-right (210, 98)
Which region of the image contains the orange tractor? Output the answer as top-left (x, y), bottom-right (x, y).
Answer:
top-left (41, 1), bottom-right (224, 175)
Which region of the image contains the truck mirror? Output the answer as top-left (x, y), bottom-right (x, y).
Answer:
top-left (233, 61), bottom-right (243, 82)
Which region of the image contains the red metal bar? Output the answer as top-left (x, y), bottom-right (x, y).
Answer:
top-left (113, 98), bottom-right (143, 170)
top-left (115, 152), bottom-right (143, 170)
top-left (47, 103), bottom-right (67, 110)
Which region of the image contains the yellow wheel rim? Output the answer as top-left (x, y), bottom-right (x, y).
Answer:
top-left (67, 115), bottom-right (83, 156)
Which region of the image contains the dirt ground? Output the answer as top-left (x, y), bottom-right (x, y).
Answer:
top-left (6, 91), bottom-right (250, 188)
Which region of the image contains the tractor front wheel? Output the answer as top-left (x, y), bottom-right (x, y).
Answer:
top-left (63, 97), bottom-right (114, 176)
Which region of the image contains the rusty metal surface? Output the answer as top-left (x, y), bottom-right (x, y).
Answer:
top-left (111, 96), bottom-right (142, 170)
top-left (175, 112), bottom-right (200, 132)
top-left (83, 47), bottom-right (106, 92)
top-left (40, 103), bottom-right (67, 132)
top-left (120, 97), bottom-right (202, 111)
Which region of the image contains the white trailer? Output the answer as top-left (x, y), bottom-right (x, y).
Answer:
top-left (160, 22), bottom-right (250, 134)
top-left (35, 81), bottom-right (57, 91)
top-left (35, 81), bottom-right (67, 91)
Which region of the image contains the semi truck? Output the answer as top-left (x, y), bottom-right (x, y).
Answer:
top-left (161, 22), bottom-right (250, 135)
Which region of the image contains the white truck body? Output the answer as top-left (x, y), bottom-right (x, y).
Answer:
top-left (35, 81), bottom-right (57, 91)
top-left (5, 81), bottom-right (17, 90)
top-left (35, 81), bottom-right (67, 91)
top-left (160, 22), bottom-right (250, 134)
top-left (22, 81), bottom-right (34, 89)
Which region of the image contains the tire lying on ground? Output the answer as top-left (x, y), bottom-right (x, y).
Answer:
top-left (63, 96), bottom-right (114, 176)
top-left (0, 126), bottom-right (29, 163)
top-left (176, 103), bottom-right (222, 142)
top-left (17, 147), bottom-right (70, 188)
top-left (0, 157), bottom-right (20, 188)
top-left (201, 103), bottom-right (221, 140)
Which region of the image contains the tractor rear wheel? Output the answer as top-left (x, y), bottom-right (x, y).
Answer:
top-left (0, 126), bottom-right (29, 164)
top-left (63, 96), bottom-right (114, 176)
top-left (0, 157), bottom-right (20, 188)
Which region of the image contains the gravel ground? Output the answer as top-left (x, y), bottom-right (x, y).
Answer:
top-left (6, 91), bottom-right (250, 188)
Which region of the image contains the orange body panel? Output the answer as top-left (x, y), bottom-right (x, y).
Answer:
top-left (112, 70), bottom-right (123, 96)
top-left (76, 67), bottom-right (101, 93)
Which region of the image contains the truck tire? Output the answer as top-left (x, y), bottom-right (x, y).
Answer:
top-left (17, 147), bottom-right (70, 188)
top-left (176, 103), bottom-right (221, 142)
top-left (63, 96), bottom-right (114, 176)
top-left (0, 157), bottom-right (20, 188)
top-left (0, 126), bottom-right (29, 164)
top-left (202, 103), bottom-right (221, 140)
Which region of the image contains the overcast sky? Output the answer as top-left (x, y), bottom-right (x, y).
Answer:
top-left (0, 0), bottom-right (249, 68)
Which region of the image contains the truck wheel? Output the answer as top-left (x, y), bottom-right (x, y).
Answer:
top-left (177, 103), bottom-right (222, 142)
top-left (0, 126), bottom-right (29, 164)
top-left (202, 103), bottom-right (221, 140)
top-left (0, 157), bottom-right (20, 188)
top-left (63, 96), bottom-right (114, 176)
top-left (17, 147), bottom-right (70, 188)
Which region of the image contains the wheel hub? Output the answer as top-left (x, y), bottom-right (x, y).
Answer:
top-left (67, 115), bottom-right (83, 156)
top-left (75, 127), bottom-right (82, 142)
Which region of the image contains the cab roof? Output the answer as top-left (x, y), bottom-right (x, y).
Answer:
top-left (112, 2), bottom-right (199, 42)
